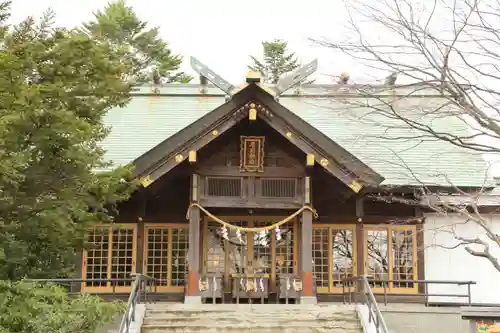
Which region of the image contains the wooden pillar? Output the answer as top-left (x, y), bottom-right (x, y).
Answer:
top-left (355, 197), bottom-right (365, 299)
top-left (415, 207), bottom-right (425, 294)
top-left (300, 176), bottom-right (316, 303)
top-left (136, 189), bottom-right (147, 274)
top-left (186, 174), bottom-right (201, 303)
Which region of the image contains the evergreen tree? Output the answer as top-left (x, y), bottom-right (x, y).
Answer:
top-left (249, 39), bottom-right (300, 84)
top-left (0, 281), bottom-right (124, 333)
top-left (0, 2), bottom-right (137, 279)
top-left (84, 0), bottom-right (192, 84)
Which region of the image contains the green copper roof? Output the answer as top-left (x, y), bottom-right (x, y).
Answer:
top-left (101, 85), bottom-right (225, 167)
top-left (100, 84), bottom-right (491, 187)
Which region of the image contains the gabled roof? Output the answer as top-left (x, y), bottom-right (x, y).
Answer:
top-left (100, 83), bottom-right (492, 188)
top-left (124, 84), bottom-right (381, 191)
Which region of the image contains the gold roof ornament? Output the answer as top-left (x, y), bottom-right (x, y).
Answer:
top-left (339, 72), bottom-right (350, 84)
top-left (246, 71), bottom-right (261, 83)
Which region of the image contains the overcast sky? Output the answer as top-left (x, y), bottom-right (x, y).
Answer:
top-left (10, 0), bottom-right (361, 84)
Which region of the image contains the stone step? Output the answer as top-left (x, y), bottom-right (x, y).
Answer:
top-left (142, 324), bottom-right (361, 333)
top-left (145, 304), bottom-right (355, 312)
top-left (143, 318), bottom-right (360, 328)
top-left (141, 304), bottom-right (363, 333)
top-left (144, 312), bottom-right (357, 320)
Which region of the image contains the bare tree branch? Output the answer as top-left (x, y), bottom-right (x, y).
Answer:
top-left (310, 0), bottom-right (500, 272)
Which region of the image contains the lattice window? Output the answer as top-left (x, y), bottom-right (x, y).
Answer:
top-left (261, 178), bottom-right (296, 198)
top-left (203, 217), bottom-right (297, 280)
top-left (85, 227), bottom-right (109, 288)
top-left (365, 229), bottom-right (389, 288)
top-left (171, 228), bottom-right (189, 287)
top-left (144, 224), bottom-right (188, 291)
top-left (82, 224), bottom-right (137, 292)
top-left (332, 228), bottom-right (355, 288)
top-left (313, 227), bottom-right (329, 290)
top-left (111, 228), bottom-right (135, 286)
top-left (204, 220), bottom-right (249, 275)
top-left (275, 223), bottom-right (295, 275)
top-left (204, 221), bottom-right (228, 274)
top-left (392, 228), bottom-right (415, 289)
top-left (252, 220), bottom-right (272, 275)
top-left (313, 225), bottom-right (357, 293)
top-left (145, 227), bottom-right (169, 288)
top-left (364, 225), bottom-right (417, 293)
top-left (206, 177), bottom-right (242, 197)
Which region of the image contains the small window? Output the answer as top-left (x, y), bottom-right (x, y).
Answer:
top-left (206, 177), bottom-right (242, 197)
top-left (261, 178), bottom-right (296, 198)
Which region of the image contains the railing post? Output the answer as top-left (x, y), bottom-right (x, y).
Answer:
top-left (467, 282), bottom-right (472, 305)
top-left (383, 282), bottom-right (387, 306)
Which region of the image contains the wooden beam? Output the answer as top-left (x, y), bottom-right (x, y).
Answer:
top-left (260, 112), bottom-right (363, 193)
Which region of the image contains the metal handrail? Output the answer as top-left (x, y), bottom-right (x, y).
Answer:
top-left (341, 277), bottom-right (476, 306)
top-left (117, 273), bottom-right (156, 333)
top-left (357, 276), bottom-right (390, 333)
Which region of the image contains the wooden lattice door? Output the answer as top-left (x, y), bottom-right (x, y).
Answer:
top-left (143, 224), bottom-right (189, 292)
top-left (364, 225), bottom-right (417, 294)
top-left (312, 224), bottom-right (357, 293)
top-left (203, 217), bottom-right (297, 283)
top-left (82, 224), bottom-right (137, 292)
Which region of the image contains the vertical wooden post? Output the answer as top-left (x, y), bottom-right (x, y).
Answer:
top-left (355, 197), bottom-right (365, 301)
top-left (415, 206), bottom-right (425, 294)
top-left (300, 176), bottom-right (316, 304)
top-left (185, 174), bottom-right (201, 303)
top-left (136, 189), bottom-right (147, 274)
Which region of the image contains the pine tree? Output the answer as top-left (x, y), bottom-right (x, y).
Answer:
top-left (249, 39), bottom-right (300, 84)
top-left (0, 2), bottom-right (137, 279)
top-left (84, 0), bottom-right (192, 84)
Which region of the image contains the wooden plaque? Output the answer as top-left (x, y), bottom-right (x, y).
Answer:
top-left (240, 136), bottom-right (265, 172)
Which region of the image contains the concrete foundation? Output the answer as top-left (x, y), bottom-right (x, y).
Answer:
top-left (184, 296), bottom-right (202, 304)
top-left (300, 296), bottom-right (318, 304)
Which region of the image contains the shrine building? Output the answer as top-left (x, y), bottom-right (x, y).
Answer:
top-left (78, 58), bottom-right (500, 305)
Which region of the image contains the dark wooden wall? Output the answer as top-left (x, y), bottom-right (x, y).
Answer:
top-left (114, 118), bottom-right (418, 224)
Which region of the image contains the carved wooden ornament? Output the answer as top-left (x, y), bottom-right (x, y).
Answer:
top-left (240, 136), bottom-right (265, 172)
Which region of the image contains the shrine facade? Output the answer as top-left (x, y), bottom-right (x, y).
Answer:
top-left (78, 62), bottom-right (491, 304)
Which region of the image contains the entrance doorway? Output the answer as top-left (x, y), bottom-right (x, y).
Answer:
top-left (202, 217), bottom-right (297, 285)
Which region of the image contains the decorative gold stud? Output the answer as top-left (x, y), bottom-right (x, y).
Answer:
top-left (175, 154), bottom-right (184, 163)
top-left (212, 130), bottom-right (219, 136)
top-left (320, 158), bottom-right (329, 167)
top-left (349, 180), bottom-right (363, 193)
top-left (306, 153), bottom-right (315, 166)
top-left (140, 175), bottom-right (153, 188)
top-left (188, 150), bottom-right (197, 163)
top-left (286, 131), bottom-right (293, 138)
top-left (249, 108), bottom-right (257, 120)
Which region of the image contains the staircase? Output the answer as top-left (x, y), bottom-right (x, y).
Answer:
top-left (140, 303), bottom-right (363, 333)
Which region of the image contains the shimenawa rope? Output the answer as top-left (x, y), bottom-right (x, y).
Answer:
top-left (185, 202), bottom-right (318, 232)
